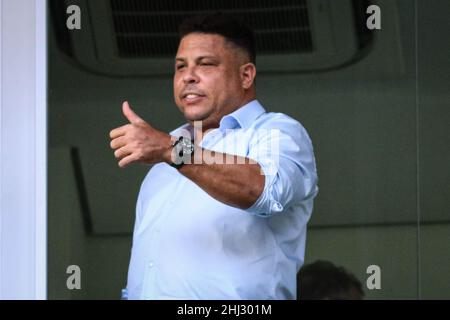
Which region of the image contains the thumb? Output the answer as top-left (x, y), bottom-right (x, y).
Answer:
top-left (122, 101), bottom-right (144, 124)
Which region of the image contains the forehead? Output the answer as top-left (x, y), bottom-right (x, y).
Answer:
top-left (176, 33), bottom-right (231, 58)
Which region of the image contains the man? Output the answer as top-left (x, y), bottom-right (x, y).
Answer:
top-left (109, 13), bottom-right (318, 300)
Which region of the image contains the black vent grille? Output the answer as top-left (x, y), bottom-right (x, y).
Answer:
top-left (110, 0), bottom-right (313, 58)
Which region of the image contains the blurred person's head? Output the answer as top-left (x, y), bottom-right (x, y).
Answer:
top-left (297, 260), bottom-right (365, 300)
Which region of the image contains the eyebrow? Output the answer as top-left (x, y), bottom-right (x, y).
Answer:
top-left (175, 56), bottom-right (218, 63)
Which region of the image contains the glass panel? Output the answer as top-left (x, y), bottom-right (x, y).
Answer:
top-left (286, 0), bottom-right (419, 299)
top-left (46, 0), bottom-right (450, 300)
top-left (417, 0), bottom-right (450, 299)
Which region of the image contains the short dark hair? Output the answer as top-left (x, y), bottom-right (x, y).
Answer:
top-left (178, 12), bottom-right (256, 64)
top-left (297, 260), bottom-right (365, 300)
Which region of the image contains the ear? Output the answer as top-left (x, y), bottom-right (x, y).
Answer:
top-left (240, 63), bottom-right (256, 90)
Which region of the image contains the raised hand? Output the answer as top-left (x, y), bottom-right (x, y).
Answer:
top-left (109, 101), bottom-right (173, 168)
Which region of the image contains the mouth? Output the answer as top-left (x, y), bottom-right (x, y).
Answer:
top-left (181, 92), bottom-right (206, 104)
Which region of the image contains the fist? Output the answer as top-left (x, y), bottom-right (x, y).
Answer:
top-left (109, 101), bottom-right (173, 168)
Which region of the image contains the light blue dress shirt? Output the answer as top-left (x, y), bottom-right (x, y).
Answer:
top-left (126, 100), bottom-right (318, 299)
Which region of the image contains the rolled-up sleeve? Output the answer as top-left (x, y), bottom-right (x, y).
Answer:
top-left (246, 115), bottom-right (318, 217)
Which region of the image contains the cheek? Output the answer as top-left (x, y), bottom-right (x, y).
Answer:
top-left (173, 79), bottom-right (182, 100)
top-left (214, 73), bottom-right (241, 97)
top-left (173, 76), bottom-right (179, 92)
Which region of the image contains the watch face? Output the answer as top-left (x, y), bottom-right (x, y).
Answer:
top-left (172, 136), bottom-right (194, 166)
top-left (180, 137), bottom-right (194, 155)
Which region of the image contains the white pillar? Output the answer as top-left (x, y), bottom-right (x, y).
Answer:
top-left (0, 0), bottom-right (47, 299)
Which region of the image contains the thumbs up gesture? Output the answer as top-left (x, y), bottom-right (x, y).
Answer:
top-left (109, 101), bottom-right (173, 168)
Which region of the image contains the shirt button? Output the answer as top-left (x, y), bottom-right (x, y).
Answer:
top-left (148, 262), bottom-right (154, 268)
top-left (272, 202), bottom-right (283, 211)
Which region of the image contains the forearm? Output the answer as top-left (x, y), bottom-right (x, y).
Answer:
top-left (176, 150), bottom-right (265, 209)
top-left (109, 108), bottom-right (265, 209)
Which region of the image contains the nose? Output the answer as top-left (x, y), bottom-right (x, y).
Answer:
top-left (183, 66), bottom-right (200, 84)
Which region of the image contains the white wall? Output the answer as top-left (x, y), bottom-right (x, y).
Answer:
top-left (0, 0), bottom-right (47, 299)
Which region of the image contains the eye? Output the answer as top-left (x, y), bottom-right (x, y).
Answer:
top-left (176, 64), bottom-right (186, 70)
top-left (200, 62), bottom-right (215, 67)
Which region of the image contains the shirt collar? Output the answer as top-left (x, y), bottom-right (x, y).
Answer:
top-left (219, 99), bottom-right (266, 130)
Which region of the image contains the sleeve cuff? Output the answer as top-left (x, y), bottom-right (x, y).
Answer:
top-left (246, 158), bottom-right (284, 217)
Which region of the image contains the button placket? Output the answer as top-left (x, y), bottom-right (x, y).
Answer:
top-left (142, 175), bottom-right (186, 298)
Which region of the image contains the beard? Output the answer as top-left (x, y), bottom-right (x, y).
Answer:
top-left (180, 102), bottom-right (214, 122)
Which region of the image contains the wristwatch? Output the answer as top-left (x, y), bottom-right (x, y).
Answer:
top-left (170, 136), bottom-right (194, 169)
